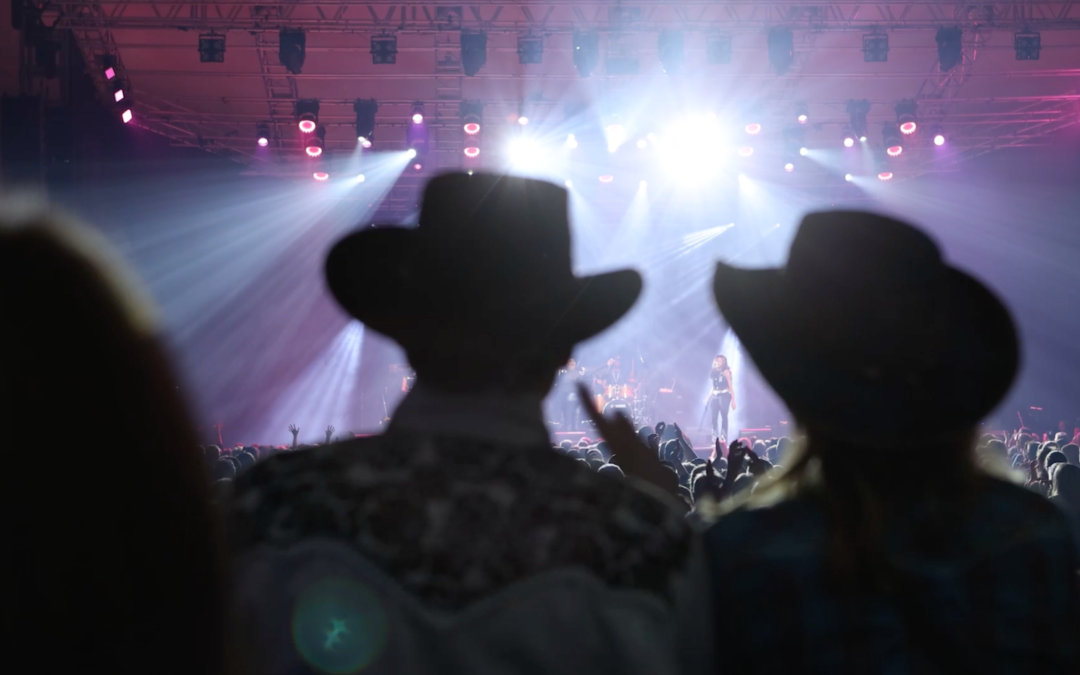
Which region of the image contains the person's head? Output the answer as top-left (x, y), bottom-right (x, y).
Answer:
top-left (559, 440), bottom-right (573, 451)
top-left (566, 357), bottom-right (576, 370)
top-left (1061, 444), bottom-right (1080, 466)
top-left (566, 449), bottom-right (583, 461)
top-left (212, 459), bottom-right (236, 481)
top-left (713, 355), bottom-right (728, 370)
top-left (1052, 464), bottom-right (1080, 503)
top-left (1, 208), bottom-right (228, 675)
top-left (1037, 442), bottom-right (1060, 468)
top-left (732, 473), bottom-right (756, 497)
top-left (587, 458), bottom-right (605, 472)
top-left (1044, 451), bottom-right (1067, 472)
top-left (1026, 440), bottom-right (1041, 463)
top-left (597, 463), bottom-right (625, 480)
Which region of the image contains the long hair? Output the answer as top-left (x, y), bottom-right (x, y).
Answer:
top-left (713, 355), bottom-right (728, 371)
top-left (0, 209), bottom-right (230, 675)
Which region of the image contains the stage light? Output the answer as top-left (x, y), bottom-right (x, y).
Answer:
top-left (296, 99), bottom-right (319, 133)
top-left (508, 138), bottom-right (546, 166)
top-left (257, 137), bottom-right (269, 148)
top-left (636, 139), bottom-right (648, 149)
top-left (605, 123), bottom-right (626, 152)
top-left (279, 28), bottom-right (305, 74)
top-left (936, 27), bottom-right (962, 72)
top-left (745, 122), bottom-right (761, 135)
top-left (1015, 31), bottom-right (1041, 60)
top-left (354, 98), bottom-right (377, 147)
top-left (413, 162), bottom-right (423, 172)
top-left (573, 31), bottom-right (599, 78)
top-left (784, 162), bottom-right (794, 172)
top-left (411, 103), bottom-right (424, 124)
top-left (113, 87), bottom-right (124, 103)
top-left (461, 100), bottom-right (482, 135)
top-left (738, 146), bottom-right (754, 157)
top-left (406, 148), bottom-right (417, 159)
top-left (842, 126), bottom-right (856, 147)
top-left (796, 104), bottom-right (809, 124)
top-left (121, 109), bottom-right (132, 124)
top-left (199, 33), bottom-right (225, 63)
top-left (659, 30), bottom-right (684, 74)
top-left (518, 115), bottom-right (529, 126)
top-left (886, 145), bottom-right (903, 157)
top-left (639, 180), bottom-right (647, 188)
top-left (464, 146), bottom-right (480, 158)
top-left (878, 171), bottom-right (893, 181)
top-left (599, 175), bottom-right (614, 183)
top-left (706, 35), bottom-right (732, 64)
top-left (767, 28), bottom-right (794, 75)
top-left (357, 174), bottom-right (366, 182)
top-left (313, 171), bottom-right (329, 181)
top-left (863, 33), bottom-right (889, 62)
top-left (565, 133), bottom-right (578, 149)
top-left (846, 99), bottom-right (870, 141)
top-left (844, 137), bottom-right (855, 148)
top-left (371, 35), bottom-right (397, 65)
top-left (467, 170), bottom-right (473, 175)
top-left (518, 35), bottom-right (543, 64)
top-left (305, 127), bottom-right (325, 157)
top-left (883, 122), bottom-right (902, 155)
top-left (896, 100), bottom-right (918, 135)
top-left (931, 125), bottom-right (946, 145)
top-left (799, 147), bottom-right (808, 156)
top-left (461, 31), bottom-right (488, 77)
top-left (564, 179), bottom-right (573, 188)
top-left (102, 54), bottom-right (117, 80)
top-left (105, 66), bottom-right (116, 80)
top-left (844, 173), bottom-right (853, 182)
top-left (256, 123), bottom-right (271, 147)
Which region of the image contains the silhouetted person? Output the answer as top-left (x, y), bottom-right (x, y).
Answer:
top-left (703, 212), bottom-right (1080, 673)
top-left (230, 174), bottom-right (709, 675)
top-left (0, 208), bottom-right (229, 675)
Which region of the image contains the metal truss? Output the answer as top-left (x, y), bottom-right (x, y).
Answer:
top-left (48, 2), bottom-right (1080, 34)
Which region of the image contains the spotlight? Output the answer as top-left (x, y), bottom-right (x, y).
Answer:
top-left (296, 99), bottom-right (319, 133)
top-left (636, 139), bottom-right (648, 149)
top-left (599, 175), bottom-right (614, 183)
top-left (121, 109), bottom-right (133, 124)
top-left (745, 122), bottom-right (761, 136)
top-left (883, 122), bottom-right (903, 156)
top-left (518, 35), bottom-right (543, 64)
top-left (102, 54), bottom-right (117, 80)
top-left (1015, 31), bottom-right (1041, 60)
top-left (411, 103), bottom-right (424, 124)
top-left (564, 179), bottom-right (573, 188)
top-left (841, 126), bottom-right (857, 148)
top-left (371, 35), bottom-right (397, 65)
top-left (863, 33), bottom-right (889, 62)
top-left (507, 138), bottom-right (546, 166)
top-left (844, 173), bottom-right (853, 182)
top-left (305, 127), bottom-right (325, 157)
top-left (313, 171), bottom-right (329, 181)
top-left (639, 180), bottom-right (647, 188)
top-left (931, 125), bottom-right (946, 146)
top-left (799, 147), bottom-right (808, 156)
top-left (706, 35), bottom-right (732, 65)
top-left (461, 31), bottom-right (488, 77)
top-left (895, 100), bottom-right (918, 135)
top-left (354, 98), bottom-right (377, 147)
top-left (738, 146), bottom-right (754, 157)
top-left (518, 115), bottom-right (529, 126)
top-left (464, 146), bottom-right (480, 158)
top-left (279, 28), bottom-right (306, 75)
top-left (565, 134), bottom-right (578, 149)
top-left (846, 99), bottom-right (870, 140)
top-left (256, 122), bottom-right (271, 147)
top-left (796, 103), bottom-right (809, 124)
top-left (658, 30), bottom-right (684, 75)
top-left (887, 145), bottom-right (903, 157)
top-left (461, 100), bottom-right (482, 135)
top-left (357, 174), bottom-right (366, 182)
top-left (198, 33), bottom-right (225, 63)
top-left (878, 171), bottom-right (893, 181)
top-left (936, 27), bottom-right (962, 72)
top-left (111, 79), bottom-right (126, 102)
top-left (767, 28), bottom-right (794, 75)
top-left (406, 148), bottom-right (417, 159)
top-left (784, 162), bottom-right (794, 173)
top-left (605, 123), bottom-right (626, 152)
top-left (573, 31), bottom-right (599, 78)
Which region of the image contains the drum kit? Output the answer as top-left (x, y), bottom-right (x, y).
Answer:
top-left (593, 382), bottom-right (649, 425)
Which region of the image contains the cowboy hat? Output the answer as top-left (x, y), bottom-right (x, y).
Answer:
top-left (712, 211), bottom-right (1018, 440)
top-left (325, 172), bottom-right (641, 351)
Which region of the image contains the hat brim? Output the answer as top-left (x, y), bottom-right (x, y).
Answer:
top-left (326, 227), bottom-right (642, 349)
top-left (711, 260), bottom-right (1018, 439)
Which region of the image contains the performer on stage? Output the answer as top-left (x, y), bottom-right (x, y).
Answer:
top-left (556, 358), bottom-right (585, 431)
top-left (705, 355), bottom-right (736, 442)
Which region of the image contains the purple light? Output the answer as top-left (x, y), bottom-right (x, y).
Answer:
top-left (413, 162), bottom-right (423, 171)
top-left (412, 113), bottom-right (424, 124)
top-left (105, 67), bottom-right (116, 80)
top-left (464, 122), bottom-right (480, 135)
top-left (114, 89), bottom-right (125, 102)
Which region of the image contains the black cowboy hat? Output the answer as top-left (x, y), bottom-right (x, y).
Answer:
top-left (325, 172), bottom-right (641, 351)
top-left (712, 211), bottom-right (1018, 440)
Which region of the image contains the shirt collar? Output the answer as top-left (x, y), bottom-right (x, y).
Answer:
top-left (389, 381), bottom-right (551, 447)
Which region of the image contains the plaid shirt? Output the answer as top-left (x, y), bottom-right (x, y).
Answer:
top-left (703, 476), bottom-right (1080, 674)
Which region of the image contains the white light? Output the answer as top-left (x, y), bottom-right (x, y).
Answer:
top-left (518, 115), bottom-right (530, 126)
top-left (564, 179), bottom-right (573, 188)
top-left (844, 173), bottom-right (853, 182)
top-left (859, 135), bottom-right (867, 142)
top-left (639, 180), bottom-right (647, 188)
top-left (358, 136), bottom-right (372, 149)
top-left (565, 133), bottom-right (578, 149)
top-left (605, 123), bottom-right (626, 153)
top-left (934, 134), bottom-right (946, 146)
top-left (467, 170), bottom-right (474, 175)
top-left (784, 162), bottom-right (794, 172)
top-left (357, 174), bottom-right (366, 182)
top-left (257, 137), bottom-right (269, 147)
top-left (799, 147), bottom-right (808, 156)
top-left (412, 113), bottom-right (424, 124)
top-left (843, 137), bottom-right (855, 148)
top-left (406, 148), bottom-right (417, 158)
top-left (657, 116), bottom-right (730, 184)
top-left (636, 138), bottom-right (648, 149)
top-left (507, 138), bottom-right (547, 168)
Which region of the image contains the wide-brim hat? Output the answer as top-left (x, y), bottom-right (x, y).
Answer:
top-left (326, 172), bottom-right (641, 351)
top-left (712, 211), bottom-right (1019, 441)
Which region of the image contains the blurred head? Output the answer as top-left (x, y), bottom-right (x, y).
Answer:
top-left (714, 355), bottom-right (728, 370)
top-left (1051, 464), bottom-right (1080, 505)
top-left (1061, 444), bottom-right (1080, 466)
top-left (1044, 451), bottom-right (1067, 471)
top-left (597, 463), bottom-right (624, 480)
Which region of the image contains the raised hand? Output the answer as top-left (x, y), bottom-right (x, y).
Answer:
top-left (325, 425), bottom-right (335, 444)
top-left (288, 424), bottom-right (299, 448)
top-left (577, 383), bottom-right (679, 499)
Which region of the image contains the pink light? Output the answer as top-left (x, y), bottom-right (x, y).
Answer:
top-left (298, 119), bottom-right (316, 133)
top-left (598, 174), bottom-right (614, 183)
top-left (900, 121), bottom-right (917, 135)
top-left (784, 162), bottom-right (794, 173)
top-left (738, 146), bottom-right (754, 157)
top-left (257, 137), bottom-right (269, 147)
top-left (121, 109), bottom-right (133, 124)
top-left (933, 134), bottom-right (945, 146)
top-left (104, 67), bottom-right (116, 80)
top-left (305, 145), bottom-right (323, 158)
top-left (887, 145), bottom-right (903, 157)
top-left (463, 122), bottom-right (481, 135)
top-left (745, 123), bottom-right (762, 135)
top-left (413, 162), bottom-right (423, 171)
top-left (313, 171), bottom-right (329, 181)
top-left (359, 136), bottom-right (372, 148)
top-left (114, 89), bottom-right (124, 102)
top-left (843, 137), bottom-right (855, 148)
top-left (412, 113), bottom-right (424, 124)
top-left (464, 146), bottom-right (480, 158)
top-left (797, 114), bottom-right (808, 124)
top-left (878, 171), bottom-right (894, 181)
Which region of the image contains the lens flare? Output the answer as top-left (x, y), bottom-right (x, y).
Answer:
top-left (844, 173), bottom-right (853, 181)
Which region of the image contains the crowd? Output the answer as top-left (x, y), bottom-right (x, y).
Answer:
top-left (5, 173), bottom-right (1079, 675)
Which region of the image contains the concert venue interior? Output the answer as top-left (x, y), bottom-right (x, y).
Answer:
top-left (3, 1), bottom-right (1078, 446)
